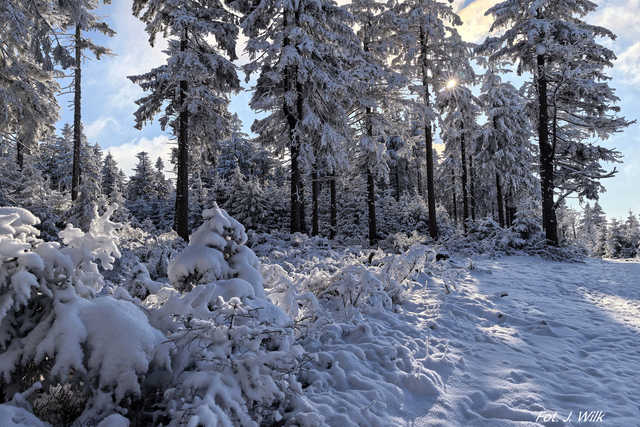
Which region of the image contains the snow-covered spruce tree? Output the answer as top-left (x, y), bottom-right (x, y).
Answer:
top-left (56, 0), bottom-right (115, 201)
top-left (605, 218), bottom-right (625, 258)
top-left (223, 167), bottom-right (270, 232)
top-left (127, 151), bottom-right (157, 225)
top-left (346, 0), bottom-right (405, 246)
top-left (238, 0), bottom-right (363, 234)
top-left (624, 211), bottom-right (640, 257)
top-left (0, 0), bottom-right (65, 170)
top-left (480, 0), bottom-right (633, 245)
top-left (436, 81), bottom-right (481, 233)
top-left (387, 0), bottom-right (471, 239)
top-left (556, 201), bottom-right (581, 243)
top-left (39, 124), bottom-right (74, 193)
top-left (129, 0), bottom-right (240, 241)
top-left (0, 205), bottom-right (166, 424)
top-left (477, 67), bottom-right (535, 228)
top-left (154, 157), bottom-right (170, 201)
top-left (383, 101), bottom-right (426, 200)
top-left (100, 152), bottom-right (130, 223)
top-left (101, 152), bottom-right (120, 198)
top-left (150, 156), bottom-right (174, 231)
top-left (146, 204), bottom-right (301, 425)
top-left (579, 201), bottom-right (606, 253)
top-left (578, 202), bottom-right (594, 248)
top-left (67, 142), bottom-right (105, 231)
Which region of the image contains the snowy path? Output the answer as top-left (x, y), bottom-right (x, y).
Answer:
top-left (405, 256), bottom-right (640, 427)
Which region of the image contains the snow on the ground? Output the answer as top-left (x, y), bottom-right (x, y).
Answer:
top-left (259, 241), bottom-right (640, 426)
top-left (406, 256), bottom-right (640, 426)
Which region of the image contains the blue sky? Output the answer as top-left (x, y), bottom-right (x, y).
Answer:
top-left (56, 0), bottom-right (639, 219)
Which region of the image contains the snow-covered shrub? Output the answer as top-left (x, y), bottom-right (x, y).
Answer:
top-left (508, 209), bottom-right (544, 249)
top-left (258, 241), bottom-right (450, 426)
top-left (0, 206), bottom-right (166, 424)
top-left (168, 204), bottom-right (264, 297)
top-left (142, 204), bottom-right (305, 426)
top-left (382, 230), bottom-right (429, 253)
top-left (305, 264), bottom-right (393, 314)
top-left (125, 263), bottom-right (164, 300)
top-left (262, 263), bottom-right (320, 325)
top-left (223, 168), bottom-right (270, 232)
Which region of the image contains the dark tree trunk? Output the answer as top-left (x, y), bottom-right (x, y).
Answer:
top-left (330, 175), bottom-right (337, 239)
top-left (505, 193), bottom-right (516, 227)
top-left (420, 26), bottom-right (438, 240)
top-left (469, 153), bottom-right (476, 221)
top-left (394, 163), bottom-right (401, 202)
top-left (365, 105), bottom-right (377, 246)
top-left (283, 11), bottom-right (305, 233)
top-left (451, 169), bottom-right (457, 225)
top-left (174, 33), bottom-right (190, 241)
top-left (289, 144), bottom-right (302, 233)
top-left (460, 125), bottom-right (469, 232)
top-left (505, 196), bottom-right (511, 227)
top-left (71, 23), bottom-right (82, 201)
top-left (415, 150), bottom-right (423, 197)
top-left (496, 173), bottom-right (505, 228)
top-left (367, 167), bottom-right (376, 246)
top-left (295, 85), bottom-right (307, 232)
top-left (537, 54), bottom-right (558, 245)
top-left (312, 170), bottom-right (319, 236)
top-left (16, 136), bottom-right (23, 170)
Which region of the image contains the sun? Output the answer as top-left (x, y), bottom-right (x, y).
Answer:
top-left (446, 79), bottom-right (457, 89)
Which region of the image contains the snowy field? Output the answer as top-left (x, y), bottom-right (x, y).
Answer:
top-left (403, 256), bottom-right (640, 426)
top-left (258, 241), bottom-right (640, 426)
top-left (2, 207), bottom-right (639, 426)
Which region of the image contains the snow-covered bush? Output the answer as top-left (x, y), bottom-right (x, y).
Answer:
top-left (141, 204), bottom-right (305, 425)
top-left (0, 206), bottom-right (167, 424)
top-left (508, 209), bottom-right (544, 249)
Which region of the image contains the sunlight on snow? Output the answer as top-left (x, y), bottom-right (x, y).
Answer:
top-left (579, 289), bottom-right (640, 332)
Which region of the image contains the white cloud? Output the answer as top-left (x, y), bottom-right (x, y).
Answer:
top-left (103, 0), bottom-right (168, 109)
top-left (85, 117), bottom-right (119, 140)
top-left (590, 0), bottom-right (640, 46)
top-left (458, 0), bottom-right (499, 43)
top-left (107, 135), bottom-right (174, 177)
top-left (615, 42), bottom-right (640, 84)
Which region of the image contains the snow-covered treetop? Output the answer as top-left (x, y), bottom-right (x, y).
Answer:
top-left (129, 0), bottom-right (240, 145)
top-left (480, 0), bottom-right (616, 74)
top-left (476, 68), bottom-right (535, 192)
top-left (167, 203), bottom-right (266, 299)
top-left (239, 0), bottom-right (364, 174)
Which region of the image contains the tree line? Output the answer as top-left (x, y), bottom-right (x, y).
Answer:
top-left (0, 0), bottom-right (633, 246)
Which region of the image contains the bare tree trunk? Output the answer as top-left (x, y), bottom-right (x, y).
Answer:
top-left (365, 103), bottom-right (377, 246)
top-left (415, 149), bottom-right (423, 197)
top-left (312, 169), bottom-right (319, 236)
top-left (16, 137), bottom-right (23, 170)
top-left (289, 144), bottom-right (301, 233)
top-left (505, 192), bottom-right (516, 227)
top-left (460, 124), bottom-right (469, 232)
top-left (283, 11), bottom-right (304, 233)
top-left (367, 167), bottom-right (376, 246)
top-left (505, 195), bottom-right (511, 227)
top-left (420, 26), bottom-right (437, 240)
top-left (537, 52), bottom-right (558, 244)
top-left (394, 162), bottom-right (401, 201)
top-left (496, 172), bottom-right (505, 228)
top-left (330, 175), bottom-right (337, 239)
top-left (71, 23), bottom-right (82, 201)
top-left (469, 153), bottom-right (476, 221)
top-left (174, 32), bottom-right (190, 241)
top-left (451, 168), bottom-right (457, 225)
